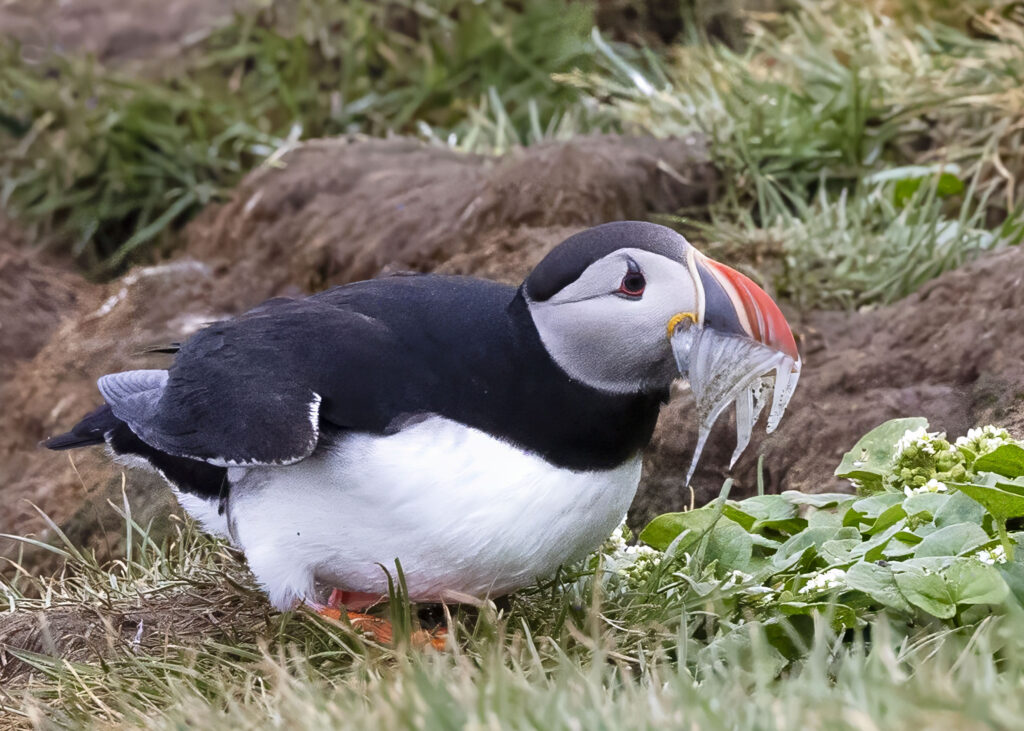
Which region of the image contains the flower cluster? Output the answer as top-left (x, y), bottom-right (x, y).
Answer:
top-left (903, 477), bottom-right (948, 497)
top-left (600, 522), bottom-right (662, 586)
top-left (618, 544), bottom-right (663, 584)
top-left (956, 426), bottom-right (1016, 460)
top-left (890, 427), bottom-right (968, 491)
top-left (798, 567), bottom-right (846, 594)
top-left (974, 545), bottom-right (1008, 565)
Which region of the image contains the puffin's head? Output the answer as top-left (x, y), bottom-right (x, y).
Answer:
top-left (524, 221), bottom-right (799, 395)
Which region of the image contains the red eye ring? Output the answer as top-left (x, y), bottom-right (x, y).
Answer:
top-left (618, 262), bottom-right (643, 296)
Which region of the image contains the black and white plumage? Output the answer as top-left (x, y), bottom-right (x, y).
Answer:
top-left (45, 222), bottom-right (798, 610)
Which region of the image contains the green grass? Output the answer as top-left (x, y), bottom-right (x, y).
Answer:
top-left (4, 508), bottom-right (1024, 728)
top-left (0, 0), bottom-right (601, 274)
top-left (4, 0), bottom-right (1022, 309)
top-left (5, 419), bottom-right (1024, 728)
top-left (572, 0), bottom-right (1024, 307)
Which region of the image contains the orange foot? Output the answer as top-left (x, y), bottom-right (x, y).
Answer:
top-left (311, 592), bottom-right (448, 651)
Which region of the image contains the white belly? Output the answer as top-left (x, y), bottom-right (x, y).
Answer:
top-left (215, 416), bottom-right (642, 610)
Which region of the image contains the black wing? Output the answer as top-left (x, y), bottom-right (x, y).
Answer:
top-left (100, 297), bottom-right (399, 465)
top-left (98, 276), bottom-right (518, 467)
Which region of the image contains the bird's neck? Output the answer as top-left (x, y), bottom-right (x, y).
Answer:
top-left (485, 292), bottom-right (665, 471)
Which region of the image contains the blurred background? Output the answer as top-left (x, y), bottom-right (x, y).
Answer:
top-left (1, 0), bottom-right (1023, 566)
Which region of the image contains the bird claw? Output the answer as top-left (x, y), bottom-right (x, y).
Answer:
top-left (309, 598), bottom-right (448, 650)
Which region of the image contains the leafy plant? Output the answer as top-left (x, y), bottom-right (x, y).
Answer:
top-left (609, 418), bottom-right (1024, 665)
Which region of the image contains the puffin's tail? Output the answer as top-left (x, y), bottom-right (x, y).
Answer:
top-left (43, 399), bottom-right (228, 501)
top-left (42, 404), bottom-right (120, 450)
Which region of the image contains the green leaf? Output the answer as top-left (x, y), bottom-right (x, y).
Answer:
top-left (835, 417), bottom-right (928, 490)
top-left (808, 508), bottom-right (846, 529)
top-left (912, 523), bottom-right (990, 558)
top-left (639, 506), bottom-right (716, 552)
top-left (706, 518), bottom-right (754, 573)
top-left (845, 493), bottom-right (904, 527)
top-left (867, 503), bottom-right (907, 535)
top-left (774, 527), bottom-right (854, 568)
top-left (881, 540), bottom-right (917, 559)
top-left (732, 495), bottom-right (803, 534)
top-left (974, 444), bottom-right (1024, 479)
top-left (778, 601), bottom-right (858, 629)
top-left (820, 538), bottom-right (862, 565)
top-left (891, 557), bottom-right (1008, 617)
top-left (722, 504), bottom-right (755, 531)
top-left (781, 491), bottom-right (853, 509)
top-left (996, 562), bottom-right (1024, 608)
top-left (697, 623), bottom-right (788, 681)
top-left (933, 492), bottom-right (987, 528)
top-left (845, 562), bottom-right (914, 614)
top-left (945, 558), bottom-right (1008, 606)
top-left (951, 482), bottom-right (1024, 521)
top-left (859, 522), bottom-right (906, 562)
top-left (902, 491), bottom-right (950, 518)
top-left (892, 563), bottom-right (956, 618)
top-left (892, 172), bottom-right (964, 206)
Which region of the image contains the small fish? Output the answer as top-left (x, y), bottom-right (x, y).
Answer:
top-left (671, 321), bottom-right (801, 484)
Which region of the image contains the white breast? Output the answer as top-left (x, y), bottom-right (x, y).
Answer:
top-left (218, 416), bottom-right (642, 610)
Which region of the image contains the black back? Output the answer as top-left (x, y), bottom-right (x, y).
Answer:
top-left (49, 273), bottom-right (669, 499)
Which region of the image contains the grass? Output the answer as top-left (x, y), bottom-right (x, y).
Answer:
top-left (3, 0), bottom-right (1022, 309)
top-left (5, 419), bottom-right (1024, 727)
top-left (572, 0), bottom-right (1024, 307)
top-left (0, 503), bottom-right (1019, 728)
top-left (0, 0), bottom-right (600, 274)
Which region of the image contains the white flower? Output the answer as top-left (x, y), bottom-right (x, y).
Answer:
top-left (601, 522), bottom-right (629, 558)
top-left (956, 425), bottom-right (1014, 456)
top-left (903, 478), bottom-right (948, 497)
top-left (895, 427), bottom-right (945, 459)
top-left (799, 568), bottom-right (847, 594)
top-left (973, 545), bottom-right (1008, 565)
top-left (721, 569), bottom-right (753, 589)
top-left (601, 522), bottom-right (664, 584)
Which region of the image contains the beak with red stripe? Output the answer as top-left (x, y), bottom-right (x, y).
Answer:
top-left (687, 250), bottom-right (800, 364)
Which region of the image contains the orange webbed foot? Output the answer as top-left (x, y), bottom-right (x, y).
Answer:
top-left (308, 591), bottom-right (448, 650)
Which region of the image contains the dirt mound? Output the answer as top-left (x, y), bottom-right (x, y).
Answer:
top-left (0, 0), bottom-right (250, 66)
top-left (0, 240), bottom-right (92, 380)
top-left (186, 135), bottom-right (713, 291)
top-left (0, 135), bottom-right (714, 561)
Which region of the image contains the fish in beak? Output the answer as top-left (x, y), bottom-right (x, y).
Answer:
top-left (673, 250), bottom-right (801, 484)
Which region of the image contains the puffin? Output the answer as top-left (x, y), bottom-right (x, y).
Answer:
top-left (44, 221), bottom-right (799, 643)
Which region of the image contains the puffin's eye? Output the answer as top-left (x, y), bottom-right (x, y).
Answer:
top-left (617, 261), bottom-right (646, 297)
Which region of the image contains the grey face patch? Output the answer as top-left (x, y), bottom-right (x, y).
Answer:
top-left (527, 248), bottom-right (701, 394)
top-left (525, 222), bottom-right (689, 302)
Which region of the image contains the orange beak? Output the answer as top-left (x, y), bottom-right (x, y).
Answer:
top-left (692, 253), bottom-right (799, 362)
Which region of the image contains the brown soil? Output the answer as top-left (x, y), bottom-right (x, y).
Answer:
top-left (2, 131), bottom-right (1023, 568)
top-left (0, 0), bottom-right (251, 66)
top-left (0, 243), bottom-right (92, 376)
